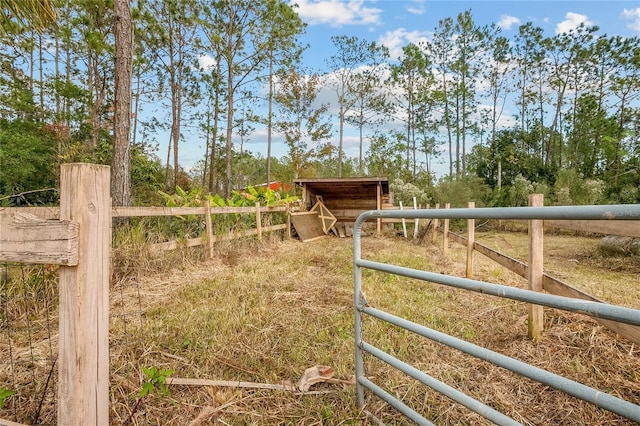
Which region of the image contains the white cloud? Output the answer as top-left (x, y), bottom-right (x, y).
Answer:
top-left (622, 8), bottom-right (640, 32)
top-left (497, 14), bottom-right (521, 31)
top-left (406, 0), bottom-right (425, 15)
top-left (378, 28), bottom-right (431, 60)
top-left (555, 12), bottom-right (594, 34)
top-left (198, 54), bottom-right (217, 71)
top-left (292, 0), bottom-right (382, 27)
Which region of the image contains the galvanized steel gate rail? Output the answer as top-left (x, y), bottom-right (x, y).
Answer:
top-left (353, 204), bottom-right (640, 425)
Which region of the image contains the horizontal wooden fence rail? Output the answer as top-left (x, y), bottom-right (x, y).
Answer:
top-left (0, 212), bottom-right (79, 265)
top-left (435, 197), bottom-right (640, 345)
top-left (112, 205), bottom-right (288, 217)
top-left (509, 218), bottom-right (640, 238)
top-left (5, 205), bottom-right (288, 218)
top-left (444, 229), bottom-right (640, 345)
top-left (3, 204), bottom-right (293, 258)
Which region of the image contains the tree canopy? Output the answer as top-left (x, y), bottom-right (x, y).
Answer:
top-left (0, 3), bottom-right (639, 207)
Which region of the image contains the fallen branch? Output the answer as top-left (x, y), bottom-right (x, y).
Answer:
top-left (168, 377), bottom-right (297, 392)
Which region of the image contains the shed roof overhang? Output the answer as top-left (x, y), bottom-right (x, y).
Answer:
top-left (293, 177), bottom-right (389, 200)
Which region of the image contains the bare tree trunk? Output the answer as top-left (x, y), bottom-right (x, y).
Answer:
top-left (267, 56), bottom-right (273, 185)
top-left (208, 57), bottom-right (222, 194)
top-left (225, 61), bottom-right (234, 198)
top-left (224, 25), bottom-right (234, 198)
top-left (111, 0), bottom-right (133, 208)
top-left (131, 67), bottom-right (141, 146)
top-left (202, 109), bottom-right (210, 190)
top-left (38, 33), bottom-right (44, 120)
top-left (338, 99), bottom-right (344, 177)
top-left (208, 94), bottom-right (220, 194)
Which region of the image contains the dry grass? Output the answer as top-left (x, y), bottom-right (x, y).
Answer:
top-left (108, 230), bottom-right (639, 425)
top-left (2, 228), bottom-right (639, 425)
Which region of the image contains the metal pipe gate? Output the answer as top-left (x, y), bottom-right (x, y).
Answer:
top-left (353, 204), bottom-right (640, 425)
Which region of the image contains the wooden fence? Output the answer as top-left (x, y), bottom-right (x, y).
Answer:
top-left (0, 163), bottom-right (293, 426)
top-left (7, 202), bottom-right (291, 258)
top-left (431, 196), bottom-right (640, 345)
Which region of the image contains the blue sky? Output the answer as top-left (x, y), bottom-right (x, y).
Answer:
top-left (295, 0), bottom-right (640, 68)
top-left (179, 1), bottom-right (640, 179)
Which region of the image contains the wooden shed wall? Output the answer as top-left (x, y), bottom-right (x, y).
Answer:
top-left (297, 179), bottom-right (391, 223)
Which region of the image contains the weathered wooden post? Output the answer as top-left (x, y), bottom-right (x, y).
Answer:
top-left (466, 201), bottom-right (475, 278)
top-left (528, 194), bottom-right (544, 340)
top-left (399, 201), bottom-right (407, 238)
top-left (286, 204), bottom-right (292, 240)
top-left (443, 203), bottom-right (450, 255)
top-left (376, 181), bottom-right (382, 235)
top-left (203, 200), bottom-right (214, 260)
top-left (255, 202), bottom-right (262, 241)
top-left (58, 163), bottom-right (110, 426)
top-left (432, 203), bottom-right (440, 245)
top-left (413, 197), bottom-right (419, 239)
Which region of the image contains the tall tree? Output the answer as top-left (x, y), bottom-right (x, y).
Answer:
top-left (389, 43), bottom-right (434, 180)
top-left (344, 45), bottom-right (389, 174)
top-left (326, 35), bottom-right (383, 177)
top-left (451, 10), bottom-right (485, 175)
top-left (139, 0), bottom-right (200, 190)
top-left (202, 0), bottom-right (299, 197)
top-left (274, 67), bottom-right (332, 179)
top-left (513, 23), bottom-right (544, 134)
top-left (76, 0), bottom-right (113, 149)
top-left (607, 35), bottom-right (640, 184)
top-left (111, 0), bottom-right (133, 207)
top-left (428, 17), bottom-right (455, 176)
top-left (481, 27), bottom-right (513, 188)
top-left (262, 0), bottom-right (304, 186)
top-left (543, 23), bottom-right (598, 168)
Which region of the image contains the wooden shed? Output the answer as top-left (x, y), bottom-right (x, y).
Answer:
top-left (294, 177), bottom-right (391, 225)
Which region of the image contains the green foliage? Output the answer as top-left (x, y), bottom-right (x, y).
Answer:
top-left (139, 366), bottom-right (173, 398)
top-left (389, 178), bottom-right (430, 206)
top-left (156, 184), bottom-right (297, 237)
top-left (433, 174), bottom-right (491, 208)
top-left (553, 169), bottom-right (605, 206)
top-left (159, 186), bottom-right (203, 208)
top-left (160, 185), bottom-right (297, 209)
top-left (1, 5), bottom-right (639, 208)
top-left (126, 366), bottom-right (173, 424)
top-left (365, 132), bottom-right (406, 180)
top-left (508, 174), bottom-right (534, 207)
top-left (0, 387), bottom-right (15, 409)
top-left (229, 185), bottom-right (298, 208)
top-left (0, 119), bottom-right (57, 205)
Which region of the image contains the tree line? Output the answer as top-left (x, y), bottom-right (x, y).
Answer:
top-left (0, 1), bottom-right (638, 208)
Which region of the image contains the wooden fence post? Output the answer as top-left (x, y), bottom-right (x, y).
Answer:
top-left (203, 200), bottom-right (214, 260)
top-left (432, 203), bottom-right (440, 245)
top-left (466, 201), bottom-right (475, 278)
top-left (399, 201), bottom-right (407, 238)
top-left (413, 197), bottom-right (419, 239)
top-left (58, 163), bottom-right (110, 426)
top-left (528, 194), bottom-right (544, 340)
top-left (286, 204), bottom-right (292, 240)
top-left (443, 203), bottom-right (450, 255)
top-left (255, 202), bottom-right (262, 241)
top-left (376, 181), bottom-right (382, 236)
